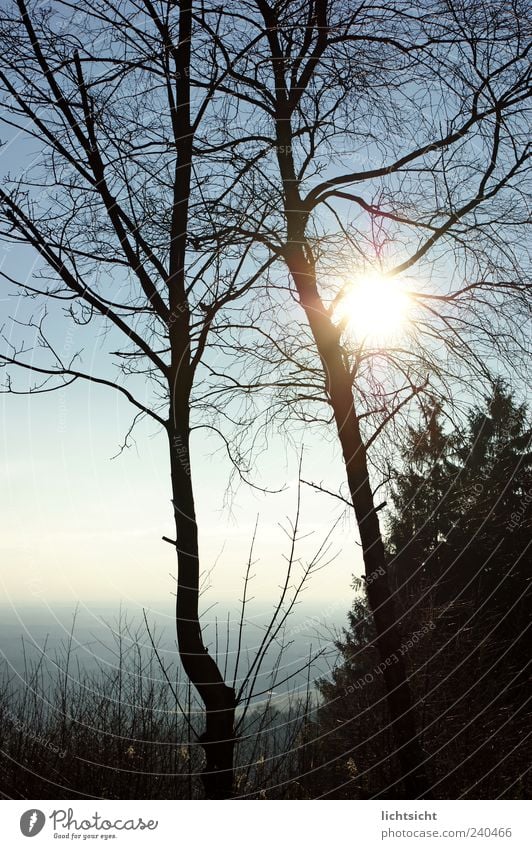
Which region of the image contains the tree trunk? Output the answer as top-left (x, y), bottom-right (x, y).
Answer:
top-left (287, 247), bottom-right (428, 798)
top-left (164, 1), bottom-right (236, 794)
top-left (167, 420), bottom-right (236, 799)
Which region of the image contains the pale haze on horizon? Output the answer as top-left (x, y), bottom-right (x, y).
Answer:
top-left (1, 369), bottom-right (363, 618)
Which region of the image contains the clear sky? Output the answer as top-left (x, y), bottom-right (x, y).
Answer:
top-left (1, 356), bottom-right (363, 615)
top-left (0, 115), bottom-right (364, 619)
top-left (0, 125), bottom-right (348, 619)
top-left (1, 8), bottom-right (528, 631)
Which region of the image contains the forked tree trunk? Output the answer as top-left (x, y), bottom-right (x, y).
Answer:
top-left (167, 419), bottom-right (236, 798)
top-left (287, 246), bottom-right (428, 798)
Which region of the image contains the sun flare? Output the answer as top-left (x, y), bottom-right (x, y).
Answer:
top-left (335, 273), bottom-right (410, 344)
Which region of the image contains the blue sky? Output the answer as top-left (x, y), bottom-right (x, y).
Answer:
top-left (0, 117), bottom-right (362, 614)
top-left (1, 5), bottom-right (529, 627)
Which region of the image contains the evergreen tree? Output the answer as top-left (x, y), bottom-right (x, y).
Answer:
top-left (387, 401), bottom-right (460, 603)
top-left (388, 381), bottom-right (531, 610)
top-left (311, 382), bottom-right (531, 799)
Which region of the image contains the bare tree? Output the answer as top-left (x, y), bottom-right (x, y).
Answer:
top-left (189, 0), bottom-right (531, 797)
top-left (0, 0), bottom-right (281, 798)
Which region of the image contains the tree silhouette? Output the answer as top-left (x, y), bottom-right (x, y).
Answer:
top-left (192, 0), bottom-right (531, 797)
top-left (389, 381), bottom-right (531, 610)
top-left (0, 0), bottom-right (276, 798)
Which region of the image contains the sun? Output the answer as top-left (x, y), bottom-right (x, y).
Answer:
top-left (334, 272), bottom-right (410, 344)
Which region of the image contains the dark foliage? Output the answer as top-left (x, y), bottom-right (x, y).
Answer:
top-left (310, 383), bottom-right (531, 798)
